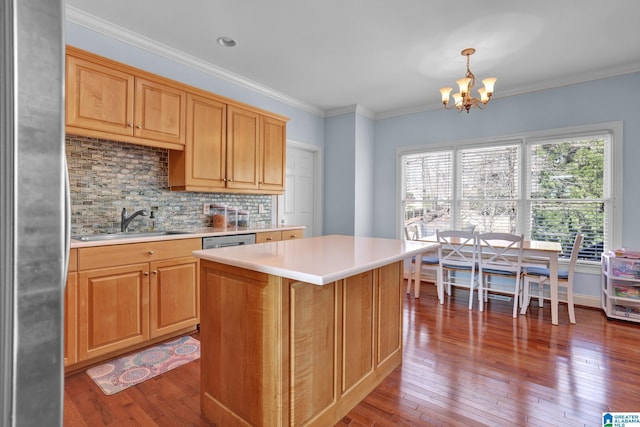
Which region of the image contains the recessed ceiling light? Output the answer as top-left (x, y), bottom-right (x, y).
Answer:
top-left (217, 36), bottom-right (236, 48)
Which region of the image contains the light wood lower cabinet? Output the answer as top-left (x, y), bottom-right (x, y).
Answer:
top-left (150, 256), bottom-right (199, 338)
top-left (255, 228), bottom-right (304, 243)
top-left (78, 263), bottom-right (150, 361)
top-left (72, 238), bottom-right (200, 368)
top-left (199, 259), bottom-right (403, 426)
top-left (64, 249), bottom-right (78, 367)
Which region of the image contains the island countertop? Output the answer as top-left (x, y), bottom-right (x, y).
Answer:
top-left (192, 234), bottom-right (439, 285)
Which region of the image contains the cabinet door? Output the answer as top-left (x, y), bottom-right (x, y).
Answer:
top-left (149, 257), bottom-right (200, 338)
top-left (170, 94), bottom-right (227, 191)
top-left (64, 271), bottom-right (77, 367)
top-left (260, 116), bottom-right (286, 193)
top-left (227, 105), bottom-right (260, 190)
top-left (134, 77), bottom-right (186, 145)
top-left (78, 263), bottom-right (150, 361)
top-left (66, 54), bottom-right (135, 135)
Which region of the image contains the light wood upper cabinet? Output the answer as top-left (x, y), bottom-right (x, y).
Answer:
top-left (226, 105), bottom-right (261, 191)
top-left (169, 101), bottom-right (287, 194)
top-left (134, 77), bottom-right (186, 145)
top-left (169, 94), bottom-right (227, 192)
top-left (66, 54), bottom-right (134, 137)
top-left (260, 115), bottom-right (286, 192)
top-left (66, 46), bottom-right (186, 150)
top-left (66, 45), bottom-right (288, 194)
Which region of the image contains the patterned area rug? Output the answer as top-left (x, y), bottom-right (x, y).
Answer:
top-left (86, 335), bottom-right (200, 395)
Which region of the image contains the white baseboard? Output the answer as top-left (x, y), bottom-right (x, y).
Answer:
top-left (573, 294), bottom-right (601, 309)
top-left (405, 272), bottom-right (603, 309)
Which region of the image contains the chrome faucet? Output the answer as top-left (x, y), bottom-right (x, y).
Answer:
top-left (121, 208), bottom-right (148, 232)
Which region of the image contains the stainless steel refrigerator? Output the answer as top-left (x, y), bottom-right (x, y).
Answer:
top-left (1, 0), bottom-right (65, 426)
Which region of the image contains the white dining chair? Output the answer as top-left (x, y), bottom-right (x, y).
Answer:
top-left (520, 233), bottom-right (583, 323)
top-left (437, 229), bottom-right (478, 309)
top-left (406, 254), bottom-right (440, 299)
top-left (477, 232), bottom-right (524, 318)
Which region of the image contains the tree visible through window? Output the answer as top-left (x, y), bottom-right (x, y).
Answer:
top-left (401, 131), bottom-right (611, 261)
top-left (528, 136), bottom-right (606, 259)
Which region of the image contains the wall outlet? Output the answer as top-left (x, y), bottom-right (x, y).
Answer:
top-left (258, 203), bottom-right (265, 214)
top-left (203, 203), bottom-right (210, 215)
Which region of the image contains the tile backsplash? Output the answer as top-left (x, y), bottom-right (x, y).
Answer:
top-left (66, 136), bottom-right (273, 236)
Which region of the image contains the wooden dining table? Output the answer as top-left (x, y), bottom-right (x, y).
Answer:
top-left (414, 236), bottom-right (564, 325)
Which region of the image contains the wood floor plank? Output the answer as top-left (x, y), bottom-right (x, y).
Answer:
top-left (64, 281), bottom-right (640, 426)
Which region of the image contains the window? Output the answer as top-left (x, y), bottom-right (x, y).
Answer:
top-left (459, 144), bottom-right (520, 235)
top-left (400, 124), bottom-right (621, 263)
top-left (402, 151), bottom-right (452, 238)
top-left (526, 136), bottom-right (608, 260)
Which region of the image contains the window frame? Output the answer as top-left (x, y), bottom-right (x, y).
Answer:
top-left (396, 122), bottom-right (623, 275)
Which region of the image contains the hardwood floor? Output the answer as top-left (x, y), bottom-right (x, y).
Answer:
top-left (64, 282), bottom-right (640, 426)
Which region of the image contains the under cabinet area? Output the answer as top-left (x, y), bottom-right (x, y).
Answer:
top-left (66, 46), bottom-right (186, 150)
top-left (68, 238), bottom-right (200, 371)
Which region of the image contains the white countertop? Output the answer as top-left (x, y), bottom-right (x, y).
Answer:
top-left (70, 224), bottom-right (304, 248)
top-left (193, 234), bottom-right (439, 285)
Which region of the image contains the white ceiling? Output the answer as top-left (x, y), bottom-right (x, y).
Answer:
top-left (65, 0), bottom-right (640, 118)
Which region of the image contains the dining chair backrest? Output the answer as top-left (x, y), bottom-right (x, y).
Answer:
top-left (404, 225), bottom-right (417, 240)
top-left (437, 229), bottom-right (477, 269)
top-left (565, 233), bottom-right (584, 282)
top-left (477, 232), bottom-right (524, 274)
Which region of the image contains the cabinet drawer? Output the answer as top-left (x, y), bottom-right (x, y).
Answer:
top-left (68, 248), bottom-right (78, 272)
top-left (78, 238), bottom-right (201, 270)
top-left (282, 229), bottom-right (303, 240)
top-left (256, 231), bottom-right (282, 243)
top-left (612, 282), bottom-right (640, 299)
top-left (609, 257), bottom-right (640, 279)
top-left (613, 301), bottom-right (640, 319)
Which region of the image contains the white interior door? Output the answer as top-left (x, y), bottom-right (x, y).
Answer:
top-left (278, 141), bottom-right (322, 237)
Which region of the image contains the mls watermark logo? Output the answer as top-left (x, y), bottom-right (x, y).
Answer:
top-left (603, 412), bottom-right (640, 427)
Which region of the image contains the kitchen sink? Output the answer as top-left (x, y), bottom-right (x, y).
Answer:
top-left (72, 230), bottom-right (193, 242)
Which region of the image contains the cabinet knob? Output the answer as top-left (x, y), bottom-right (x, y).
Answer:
top-left (289, 235), bottom-right (297, 239)
top-left (127, 123), bottom-right (133, 127)
top-left (228, 179), bottom-right (232, 182)
top-left (136, 124), bottom-right (142, 129)
top-left (266, 237), bottom-right (273, 241)
top-left (144, 272), bottom-right (149, 276)
top-left (152, 270), bottom-right (157, 275)
top-left (148, 250), bottom-right (155, 255)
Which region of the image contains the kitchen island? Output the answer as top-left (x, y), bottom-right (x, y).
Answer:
top-left (192, 235), bottom-right (438, 427)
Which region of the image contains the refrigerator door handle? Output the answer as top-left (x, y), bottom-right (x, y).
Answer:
top-left (62, 155), bottom-right (70, 285)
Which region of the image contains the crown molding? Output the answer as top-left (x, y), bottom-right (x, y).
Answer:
top-left (65, 6), bottom-right (325, 117)
top-left (325, 104), bottom-right (375, 120)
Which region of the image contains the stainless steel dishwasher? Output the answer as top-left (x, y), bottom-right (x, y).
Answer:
top-left (202, 233), bottom-right (256, 249)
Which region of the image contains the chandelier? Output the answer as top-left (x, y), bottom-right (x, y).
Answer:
top-left (439, 48), bottom-right (496, 113)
